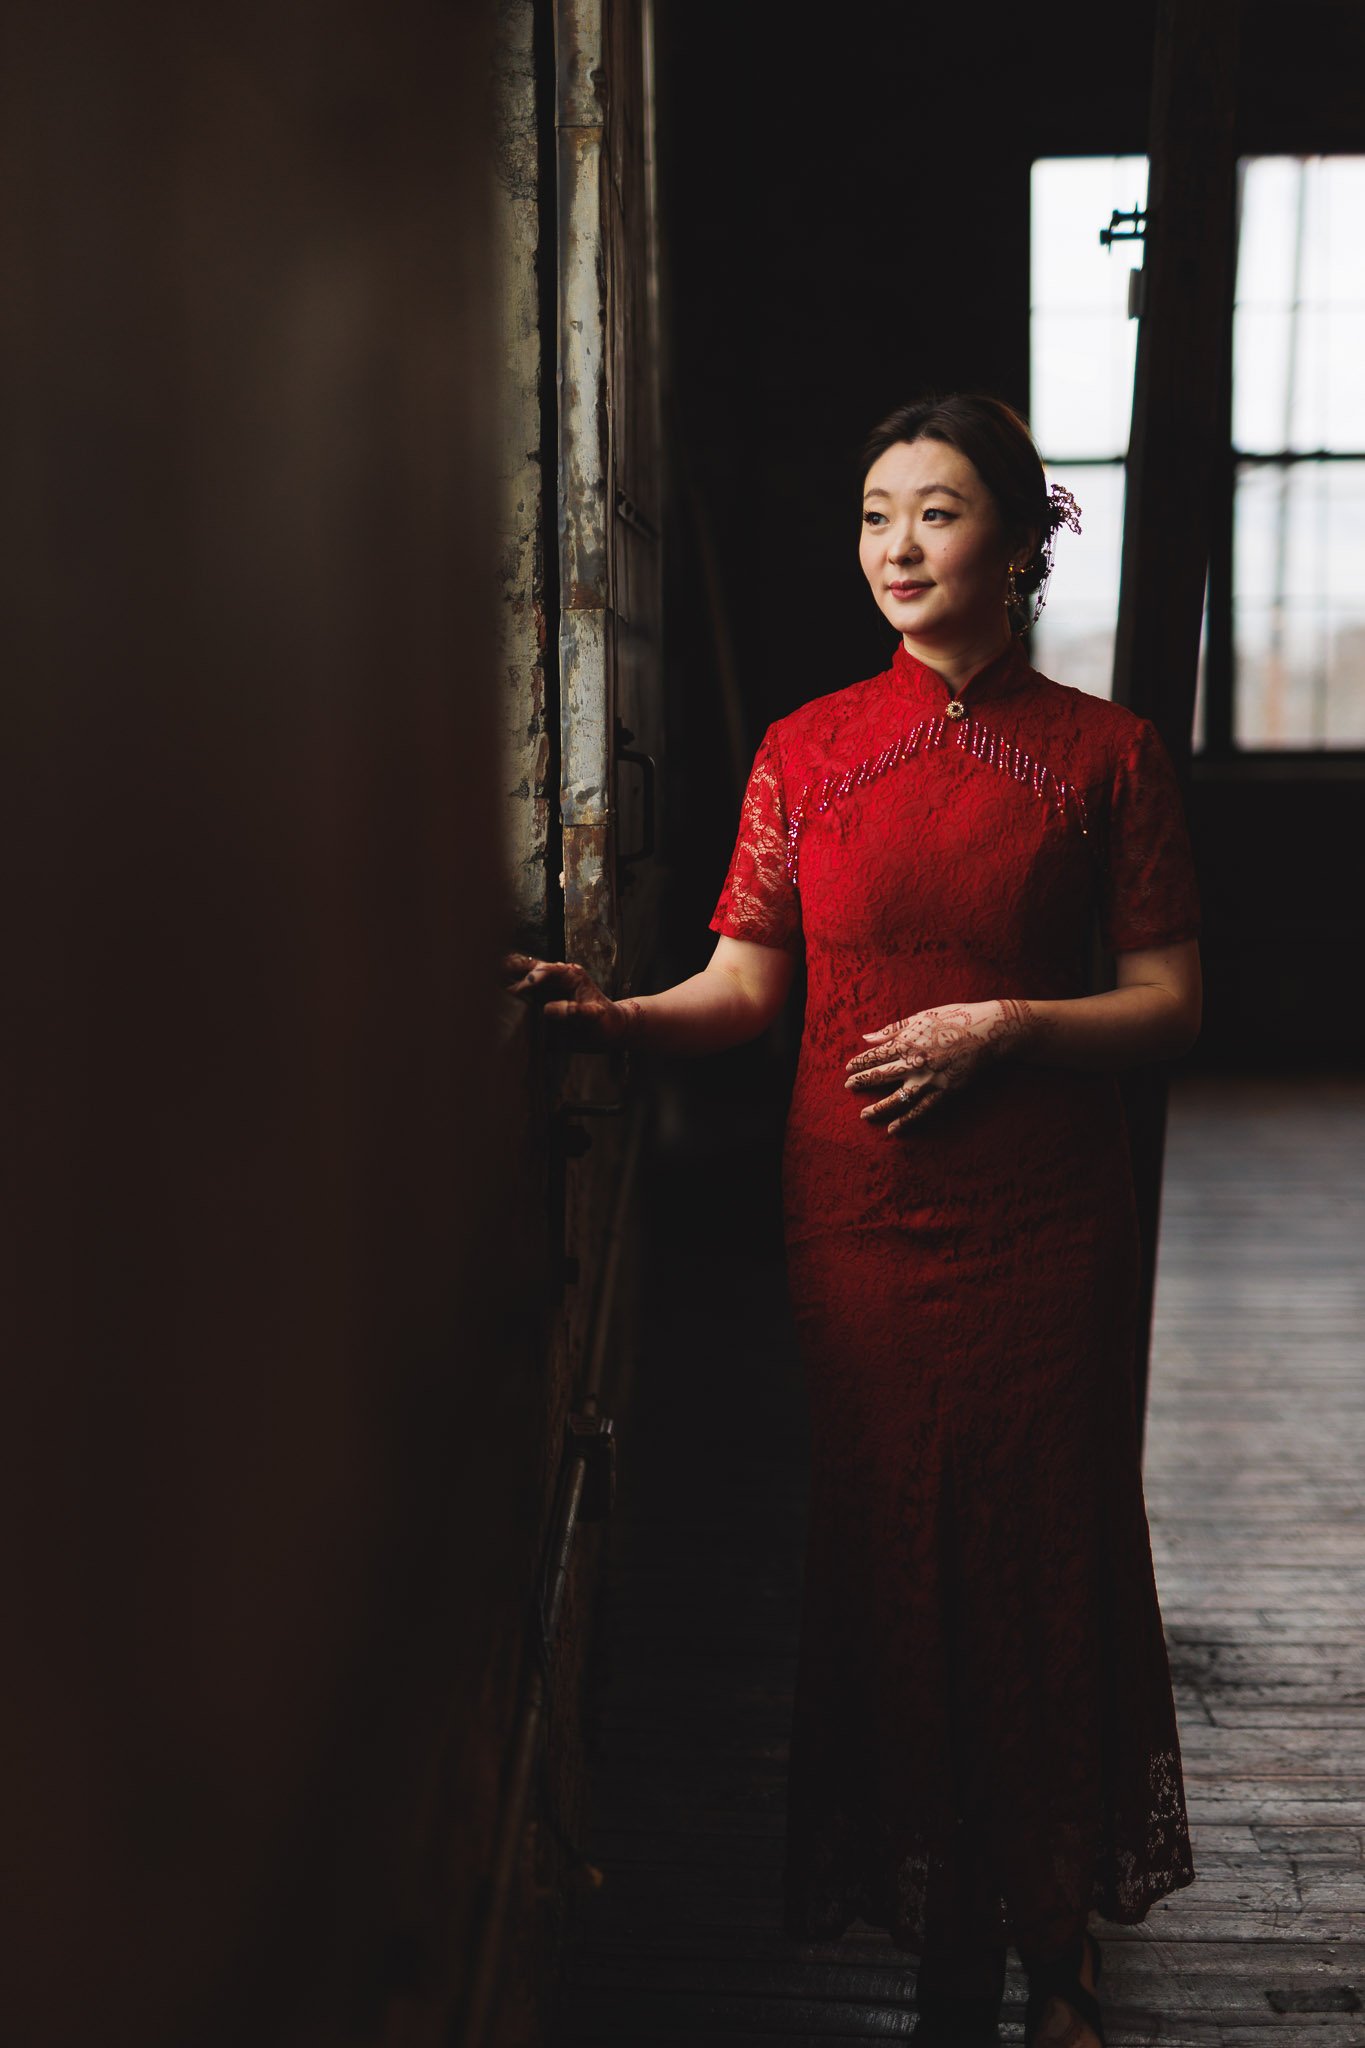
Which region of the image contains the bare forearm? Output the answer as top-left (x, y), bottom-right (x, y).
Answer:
top-left (617, 965), bottom-right (776, 1055)
top-left (1010, 984), bottom-right (1199, 1071)
top-left (503, 935), bottom-right (792, 1054)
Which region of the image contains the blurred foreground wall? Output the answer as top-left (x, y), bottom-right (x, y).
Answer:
top-left (0, 5), bottom-right (545, 2042)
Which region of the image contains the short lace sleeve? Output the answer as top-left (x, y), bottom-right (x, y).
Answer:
top-left (1101, 716), bottom-right (1202, 953)
top-left (708, 721), bottom-right (803, 953)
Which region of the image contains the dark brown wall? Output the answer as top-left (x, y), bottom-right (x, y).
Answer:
top-left (0, 5), bottom-right (538, 2042)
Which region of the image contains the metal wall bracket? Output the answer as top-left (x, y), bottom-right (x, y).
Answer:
top-left (1100, 204), bottom-right (1148, 248)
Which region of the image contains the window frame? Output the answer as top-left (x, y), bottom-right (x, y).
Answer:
top-left (1030, 150), bottom-right (1365, 773)
top-left (1201, 154), bottom-right (1365, 768)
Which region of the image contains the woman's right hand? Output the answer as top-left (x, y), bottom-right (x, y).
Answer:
top-left (501, 952), bottom-right (637, 1052)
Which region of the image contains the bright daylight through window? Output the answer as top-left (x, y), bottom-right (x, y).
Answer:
top-left (1029, 153), bottom-right (1365, 750)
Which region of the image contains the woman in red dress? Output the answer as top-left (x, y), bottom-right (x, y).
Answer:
top-left (506, 393), bottom-right (1201, 2047)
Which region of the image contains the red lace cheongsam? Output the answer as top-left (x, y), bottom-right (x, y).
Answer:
top-left (709, 635), bottom-right (1200, 1959)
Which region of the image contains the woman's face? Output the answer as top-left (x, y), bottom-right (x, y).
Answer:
top-left (859, 437), bottom-right (1019, 650)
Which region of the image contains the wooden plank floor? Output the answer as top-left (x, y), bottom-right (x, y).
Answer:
top-left (555, 1074), bottom-right (1365, 2045)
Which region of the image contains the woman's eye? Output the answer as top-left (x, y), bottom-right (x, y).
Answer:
top-left (862, 511), bottom-right (886, 527)
top-left (922, 507), bottom-right (953, 522)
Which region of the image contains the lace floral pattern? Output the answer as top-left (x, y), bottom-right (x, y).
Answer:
top-left (708, 722), bottom-right (802, 951)
top-left (1101, 716), bottom-right (1202, 952)
top-left (711, 644), bottom-right (1200, 1959)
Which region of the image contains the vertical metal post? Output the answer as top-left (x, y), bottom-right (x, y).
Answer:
top-left (555, 0), bottom-right (617, 986)
top-left (1112, 0), bottom-right (1242, 1454)
top-left (1113, 0), bottom-right (1242, 755)
top-left (495, 0), bottom-right (554, 948)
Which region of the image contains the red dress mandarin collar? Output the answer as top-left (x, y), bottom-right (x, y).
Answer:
top-left (890, 633), bottom-right (1035, 712)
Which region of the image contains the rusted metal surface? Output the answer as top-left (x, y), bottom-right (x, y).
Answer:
top-left (556, 0), bottom-right (616, 984)
top-left (603, 0), bottom-right (664, 998)
top-left (556, 127), bottom-right (610, 615)
top-left (550, 0), bottom-right (664, 985)
top-left (560, 824), bottom-right (615, 986)
top-left (495, 0), bottom-right (553, 946)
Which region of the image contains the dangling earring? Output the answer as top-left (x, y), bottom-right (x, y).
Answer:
top-left (1006, 561), bottom-right (1020, 609)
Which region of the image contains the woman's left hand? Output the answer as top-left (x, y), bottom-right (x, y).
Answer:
top-left (844, 998), bottom-right (1034, 1133)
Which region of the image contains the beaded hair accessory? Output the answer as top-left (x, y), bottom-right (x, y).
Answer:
top-left (1046, 481), bottom-right (1084, 537)
top-left (1028, 482), bottom-right (1084, 625)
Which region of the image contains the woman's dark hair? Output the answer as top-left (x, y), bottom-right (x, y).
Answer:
top-left (860, 393), bottom-right (1072, 632)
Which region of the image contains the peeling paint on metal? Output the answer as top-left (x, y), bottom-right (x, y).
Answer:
top-left (495, 0), bottom-right (552, 942)
top-left (558, 119), bottom-right (608, 608)
top-left (557, 0), bottom-right (615, 980)
top-left (555, 0), bottom-right (608, 127)
top-left (562, 821), bottom-right (616, 985)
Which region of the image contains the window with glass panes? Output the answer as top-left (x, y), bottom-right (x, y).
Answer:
top-left (1029, 153), bottom-right (1365, 752)
top-left (1028, 156), bottom-right (1148, 703)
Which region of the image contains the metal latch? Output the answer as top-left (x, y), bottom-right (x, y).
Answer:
top-left (566, 1410), bottom-right (616, 1522)
top-left (615, 717), bottom-right (656, 885)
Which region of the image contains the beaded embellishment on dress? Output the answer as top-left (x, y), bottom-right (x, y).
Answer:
top-left (784, 709), bottom-right (1090, 883)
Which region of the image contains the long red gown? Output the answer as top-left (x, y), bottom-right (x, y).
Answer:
top-left (709, 634), bottom-right (1200, 1960)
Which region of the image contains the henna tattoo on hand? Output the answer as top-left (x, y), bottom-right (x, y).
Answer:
top-left (988, 995), bottom-right (1037, 1049)
top-left (504, 956), bottom-right (631, 1050)
top-left (842, 995), bottom-right (1038, 1136)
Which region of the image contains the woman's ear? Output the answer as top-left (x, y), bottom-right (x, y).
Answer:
top-left (1013, 525), bottom-right (1043, 573)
